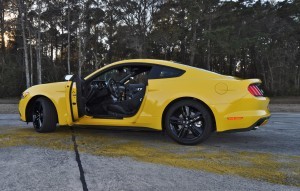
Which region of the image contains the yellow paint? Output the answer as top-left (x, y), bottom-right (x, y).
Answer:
top-left (18, 59), bottom-right (270, 132)
top-left (19, 82), bottom-right (70, 125)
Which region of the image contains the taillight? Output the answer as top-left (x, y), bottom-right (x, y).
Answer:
top-left (248, 84), bottom-right (264, 97)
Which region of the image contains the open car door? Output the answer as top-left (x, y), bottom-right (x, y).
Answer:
top-left (65, 75), bottom-right (85, 124)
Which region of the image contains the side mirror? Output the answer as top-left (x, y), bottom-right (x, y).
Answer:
top-left (64, 74), bottom-right (74, 81)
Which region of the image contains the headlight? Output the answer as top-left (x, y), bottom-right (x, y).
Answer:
top-left (21, 91), bottom-right (29, 99)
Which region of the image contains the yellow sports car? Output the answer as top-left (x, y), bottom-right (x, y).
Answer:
top-left (19, 59), bottom-right (270, 145)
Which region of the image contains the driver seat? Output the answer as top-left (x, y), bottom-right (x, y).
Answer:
top-left (107, 86), bottom-right (146, 116)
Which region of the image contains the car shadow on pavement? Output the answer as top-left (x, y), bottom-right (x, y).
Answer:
top-left (68, 125), bottom-right (266, 148)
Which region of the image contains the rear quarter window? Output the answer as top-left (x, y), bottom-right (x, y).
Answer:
top-left (148, 65), bottom-right (185, 79)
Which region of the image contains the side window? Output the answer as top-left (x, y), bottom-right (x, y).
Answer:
top-left (148, 65), bottom-right (185, 79)
top-left (127, 66), bottom-right (152, 84)
top-left (95, 67), bottom-right (130, 82)
top-left (129, 72), bottom-right (148, 84)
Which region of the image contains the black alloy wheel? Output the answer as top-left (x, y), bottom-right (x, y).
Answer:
top-left (32, 97), bottom-right (57, 133)
top-left (165, 100), bottom-right (213, 145)
top-left (33, 100), bottom-right (43, 130)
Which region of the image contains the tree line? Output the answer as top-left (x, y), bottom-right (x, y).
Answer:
top-left (0, 0), bottom-right (299, 97)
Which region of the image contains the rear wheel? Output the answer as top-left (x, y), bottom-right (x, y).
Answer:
top-left (32, 97), bottom-right (57, 133)
top-left (164, 100), bottom-right (213, 145)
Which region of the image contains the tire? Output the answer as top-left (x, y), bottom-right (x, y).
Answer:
top-left (32, 97), bottom-right (57, 133)
top-left (164, 99), bottom-right (213, 145)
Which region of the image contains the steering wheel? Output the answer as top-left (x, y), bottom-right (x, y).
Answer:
top-left (106, 78), bottom-right (120, 98)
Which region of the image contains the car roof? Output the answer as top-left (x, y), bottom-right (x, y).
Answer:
top-left (84, 59), bottom-right (220, 80)
top-left (112, 59), bottom-right (187, 69)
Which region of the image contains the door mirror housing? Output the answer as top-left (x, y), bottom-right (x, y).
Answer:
top-left (64, 74), bottom-right (74, 81)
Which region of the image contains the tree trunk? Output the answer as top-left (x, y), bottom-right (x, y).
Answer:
top-left (55, 33), bottom-right (58, 64)
top-left (19, 0), bottom-right (30, 88)
top-left (266, 56), bottom-right (274, 93)
top-left (206, 17), bottom-right (212, 71)
top-left (60, 16), bottom-right (64, 66)
top-left (77, 1), bottom-right (84, 78)
top-left (189, 23), bottom-right (197, 66)
top-left (107, 11), bottom-right (113, 63)
top-left (67, 0), bottom-right (71, 74)
top-left (92, 51), bottom-right (99, 69)
top-left (29, 41), bottom-right (33, 86)
top-left (50, 37), bottom-right (53, 62)
top-left (78, 27), bottom-right (82, 78)
top-left (29, 29), bottom-right (33, 86)
top-left (229, 55), bottom-right (234, 76)
top-left (0, 0), bottom-right (6, 82)
top-left (0, 0), bottom-right (5, 56)
top-left (206, 40), bottom-right (211, 70)
top-left (36, 0), bottom-right (42, 84)
top-left (296, 64), bottom-right (300, 93)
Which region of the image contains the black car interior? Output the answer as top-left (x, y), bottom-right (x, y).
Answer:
top-left (82, 65), bottom-right (151, 118)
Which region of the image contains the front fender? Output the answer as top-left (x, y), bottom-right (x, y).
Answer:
top-left (19, 82), bottom-right (70, 126)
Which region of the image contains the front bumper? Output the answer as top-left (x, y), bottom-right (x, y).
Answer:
top-left (19, 98), bottom-right (28, 122)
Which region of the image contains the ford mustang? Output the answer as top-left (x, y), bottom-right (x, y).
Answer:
top-left (19, 59), bottom-right (270, 145)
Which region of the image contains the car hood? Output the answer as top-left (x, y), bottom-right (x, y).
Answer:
top-left (25, 81), bottom-right (68, 94)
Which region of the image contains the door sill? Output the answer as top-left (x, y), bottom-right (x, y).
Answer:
top-left (91, 114), bottom-right (123, 119)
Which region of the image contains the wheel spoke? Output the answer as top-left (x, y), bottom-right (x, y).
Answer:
top-left (181, 106), bottom-right (190, 117)
top-left (170, 116), bottom-right (183, 125)
top-left (33, 115), bottom-right (40, 128)
top-left (178, 127), bottom-right (188, 138)
top-left (33, 115), bottom-right (38, 125)
top-left (189, 125), bottom-right (203, 137)
top-left (33, 102), bottom-right (43, 129)
top-left (34, 116), bottom-right (39, 123)
top-left (39, 119), bottom-right (42, 128)
top-left (189, 112), bottom-right (202, 123)
top-left (185, 106), bottom-right (190, 117)
top-left (40, 110), bottom-right (43, 122)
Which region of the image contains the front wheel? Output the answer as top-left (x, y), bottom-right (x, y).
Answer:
top-left (32, 97), bottom-right (57, 133)
top-left (164, 100), bottom-right (213, 145)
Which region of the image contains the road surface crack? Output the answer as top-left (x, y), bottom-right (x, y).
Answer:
top-left (71, 127), bottom-right (88, 191)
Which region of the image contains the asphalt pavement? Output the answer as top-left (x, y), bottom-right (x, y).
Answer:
top-left (0, 113), bottom-right (299, 191)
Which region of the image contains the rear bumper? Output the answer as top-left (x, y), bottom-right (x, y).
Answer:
top-left (222, 116), bottom-right (270, 133)
top-left (212, 96), bottom-right (271, 132)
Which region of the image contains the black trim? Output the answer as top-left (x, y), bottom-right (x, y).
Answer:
top-left (221, 116), bottom-right (270, 133)
top-left (69, 80), bottom-right (75, 122)
top-left (74, 76), bottom-right (85, 118)
top-left (72, 125), bottom-right (160, 132)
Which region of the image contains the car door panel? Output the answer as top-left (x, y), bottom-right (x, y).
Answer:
top-left (74, 86), bottom-right (149, 126)
top-left (65, 75), bottom-right (84, 124)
